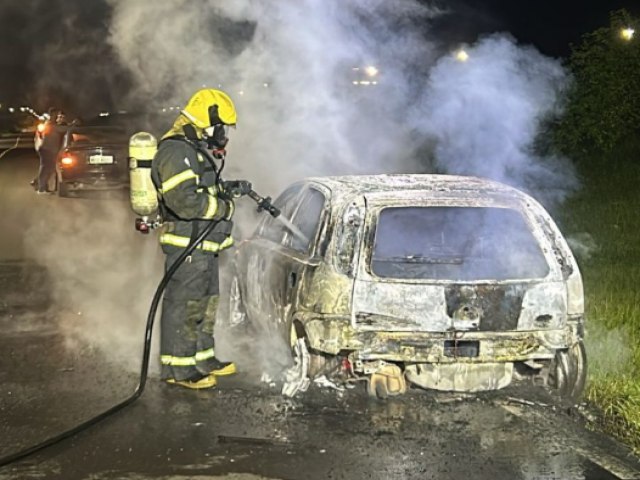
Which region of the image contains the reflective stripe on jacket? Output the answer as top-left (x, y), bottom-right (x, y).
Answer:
top-left (152, 137), bottom-right (234, 254)
top-left (153, 139), bottom-right (219, 220)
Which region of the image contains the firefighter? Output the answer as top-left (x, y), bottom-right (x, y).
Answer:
top-left (152, 89), bottom-right (239, 389)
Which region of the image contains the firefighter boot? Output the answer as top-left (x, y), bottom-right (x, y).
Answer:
top-left (166, 373), bottom-right (217, 390)
top-left (209, 358), bottom-right (237, 376)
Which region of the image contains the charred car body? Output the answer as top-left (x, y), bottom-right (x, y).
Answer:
top-left (56, 126), bottom-right (129, 196)
top-left (231, 174), bottom-right (586, 400)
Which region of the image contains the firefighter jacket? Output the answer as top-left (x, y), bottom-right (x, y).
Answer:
top-left (151, 137), bottom-right (235, 255)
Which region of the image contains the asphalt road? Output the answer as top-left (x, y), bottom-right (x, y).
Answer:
top-left (1, 147), bottom-right (640, 480)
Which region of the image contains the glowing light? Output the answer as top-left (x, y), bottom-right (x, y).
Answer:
top-left (37, 123), bottom-right (45, 133)
top-left (263, 83), bottom-right (269, 88)
top-left (621, 27), bottom-right (635, 41)
top-left (455, 49), bottom-right (469, 62)
top-left (352, 81), bottom-right (359, 85)
top-left (99, 112), bottom-right (110, 117)
top-left (8, 107), bottom-right (15, 113)
top-left (365, 66), bottom-right (378, 77)
top-left (238, 91), bottom-right (244, 96)
top-left (60, 156), bottom-right (74, 166)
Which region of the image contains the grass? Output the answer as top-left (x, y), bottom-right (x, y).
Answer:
top-left (560, 138), bottom-right (640, 452)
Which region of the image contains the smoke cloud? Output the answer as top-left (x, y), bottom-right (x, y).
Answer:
top-left (106, 1), bottom-right (575, 203)
top-left (101, 0), bottom-right (580, 378)
top-left (410, 34), bottom-right (577, 206)
top-left (23, 195), bottom-right (163, 376)
top-left (4, 0), bottom-right (583, 382)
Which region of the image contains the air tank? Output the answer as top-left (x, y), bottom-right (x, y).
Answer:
top-left (129, 132), bottom-right (158, 217)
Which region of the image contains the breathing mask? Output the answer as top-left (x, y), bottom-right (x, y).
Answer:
top-left (204, 105), bottom-right (232, 151)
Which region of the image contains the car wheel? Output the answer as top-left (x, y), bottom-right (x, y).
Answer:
top-left (548, 340), bottom-right (587, 402)
top-left (288, 320), bottom-right (335, 377)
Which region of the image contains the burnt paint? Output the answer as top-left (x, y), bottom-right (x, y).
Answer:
top-left (445, 284), bottom-right (526, 331)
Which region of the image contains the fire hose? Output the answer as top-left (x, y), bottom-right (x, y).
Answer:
top-left (0, 150), bottom-right (280, 468)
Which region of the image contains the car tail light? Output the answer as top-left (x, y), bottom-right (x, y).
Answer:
top-left (60, 155), bottom-right (75, 166)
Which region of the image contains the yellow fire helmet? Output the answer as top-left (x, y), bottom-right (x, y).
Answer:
top-left (181, 88), bottom-right (237, 129)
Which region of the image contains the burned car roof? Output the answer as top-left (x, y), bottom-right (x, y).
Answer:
top-left (305, 174), bottom-right (528, 197)
top-left (302, 174), bottom-right (542, 212)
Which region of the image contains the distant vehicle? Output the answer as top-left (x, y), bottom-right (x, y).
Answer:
top-left (56, 126), bottom-right (129, 197)
top-left (230, 174), bottom-right (587, 400)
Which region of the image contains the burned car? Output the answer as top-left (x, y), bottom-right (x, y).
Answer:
top-left (230, 175), bottom-right (586, 400)
top-left (56, 126), bottom-right (129, 197)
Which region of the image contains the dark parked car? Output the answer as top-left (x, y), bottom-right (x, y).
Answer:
top-left (230, 174), bottom-right (586, 400)
top-left (56, 126), bottom-right (129, 196)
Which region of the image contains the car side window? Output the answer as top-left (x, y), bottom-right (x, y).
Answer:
top-left (259, 184), bottom-right (303, 244)
top-left (284, 187), bottom-right (326, 254)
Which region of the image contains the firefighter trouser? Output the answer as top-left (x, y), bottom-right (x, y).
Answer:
top-left (160, 251), bottom-right (221, 381)
top-left (37, 149), bottom-right (57, 192)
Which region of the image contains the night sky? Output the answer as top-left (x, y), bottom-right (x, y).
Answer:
top-left (0, 0), bottom-right (637, 115)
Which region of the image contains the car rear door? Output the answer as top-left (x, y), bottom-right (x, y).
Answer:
top-left (350, 198), bottom-right (451, 333)
top-left (350, 194), bottom-right (564, 334)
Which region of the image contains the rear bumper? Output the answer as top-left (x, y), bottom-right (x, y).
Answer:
top-left (298, 313), bottom-right (582, 363)
top-left (59, 168), bottom-right (127, 190)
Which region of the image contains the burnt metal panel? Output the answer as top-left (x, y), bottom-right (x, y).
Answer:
top-left (445, 284), bottom-right (526, 331)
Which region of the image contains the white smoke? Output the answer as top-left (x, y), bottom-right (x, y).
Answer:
top-left (411, 34), bottom-right (577, 205)
top-left (23, 195), bottom-right (163, 376)
top-left (105, 0), bottom-right (578, 378)
top-left (107, 0), bottom-right (575, 200)
top-left (566, 232), bottom-right (598, 261)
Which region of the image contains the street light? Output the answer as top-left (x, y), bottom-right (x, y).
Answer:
top-left (621, 27), bottom-right (635, 41)
top-left (364, 66), bottom-right (378, 77)
top-left (455, 49), bottom-right (469, 62)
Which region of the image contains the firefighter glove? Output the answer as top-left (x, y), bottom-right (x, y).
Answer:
top-left (222, 180), bottom-right (253, 198)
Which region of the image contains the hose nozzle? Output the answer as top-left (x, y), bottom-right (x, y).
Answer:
top-left (247, 190), bottom-right (280, 218)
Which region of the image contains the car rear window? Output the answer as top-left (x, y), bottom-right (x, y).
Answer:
top-left (68, 127), bottom-right (128, 145)
top-left (371, 206), bottom-right (550, 281)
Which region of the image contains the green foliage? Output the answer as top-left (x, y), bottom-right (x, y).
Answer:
top-left (560, 138), bottom-right (640, 453)
top-left (555, 10), bottom-right (640, 156)
top-left (587, 375), bottom-right (640, 453)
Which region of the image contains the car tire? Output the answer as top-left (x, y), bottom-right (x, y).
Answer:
top-left (548, 340), bottom-right (587, 402)
top-left (288, 319), bottom-right (337, 378)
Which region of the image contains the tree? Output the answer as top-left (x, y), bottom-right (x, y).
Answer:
top-left (555, 9), bottom-right (640, 156)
